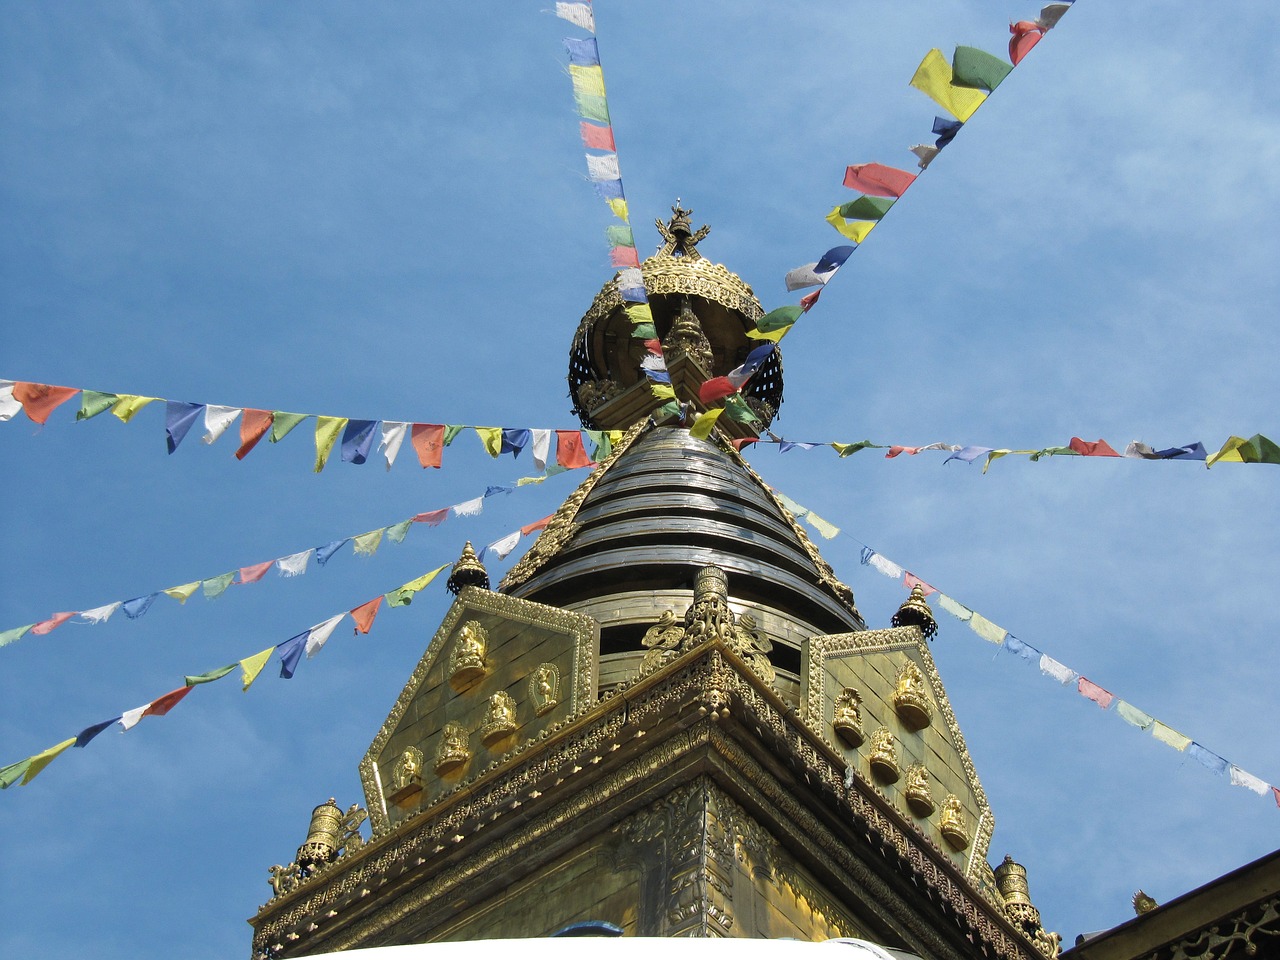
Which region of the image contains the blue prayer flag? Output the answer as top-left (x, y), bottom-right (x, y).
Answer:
top-left (932, 117), bottom-right (962, 148)
top-left (500, 429), bottom-right (531, 458)
top-left (315, 538), bottom-right (349, 566)
top-left (165, 401), bottom-right (205, 455)
top-left (485, 485), bottom-right (514, 498)
top-left (340, 420), bottom-right (379, 465)
top-left (122, 594), bottom-right (159, 620)
top-left (814, 246), bottom-right (856, 274)
top-left (1156, 442), bottom-right (1207, 460)
top-left (592, 178), bottom-right (624, 200)
top-left (564, 37), bottom-right (600, 66)
top-left (278, 632), bottom-right (308, 679)
top-left (75, 716), bottom-right (122, 748)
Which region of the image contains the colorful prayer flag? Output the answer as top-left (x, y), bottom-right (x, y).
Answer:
top-left (556, 3), bottom-right (595, 33)
top-left (410, 423), bottom-right (445, 469)
top-left (564, 36), bottom-right (599, 65)
top-left (165, 401), bottom-right (204, 454)
top-left (202, 405), bottom-right (240, 444)
top-left (314, 416), bottom-right (348, 472)
top-left (237, 409), bottom-right (274, 460)
top-left (556, 430), bottom-right (593, 468)
top-left (240, 647), bottom-right (275, 691)
top-left (1069, 437), bottom-right (1122, 457)
top-left (951, 45), bottom-right (1013, 92)
top-left (580, 122), bottom-right (615, 151)
top-left (1077, 677), bottom-right (1114, 709)
top-left (910, 49), bottom-right (988, 121)
top-left (112, 395), bottom-right (157, 423)
top-left (842, 163), bottom-right (917, 198)
top-left (825, 208), bottom-right (875, 244)
top-left (270, 411), bottom-right (307, 442)
top-left (350, 596), bottom-right (383, 635)
top-left (238, 561), bottom-right (273, 584)
top-left (340, 419), bottom-right (379, 465)
top-left (1009, 22), bottom-right (1044, 65)
top-left (13, 382), bottom-right (81, 425)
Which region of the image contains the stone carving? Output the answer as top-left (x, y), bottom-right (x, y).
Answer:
top-left (480, 691), bottom-right (519, 746)
top-left (893, 659), bottom-right (932, 730)
top-left (529, 663), bottom-right (559, 716)
top-left (904, 763), bottom-right (935, 817)
top-left (832, 688), bottom-right (864, 747)
top-left (434, 722), bottom-right (471, 775)
top-left (868, 726), bottom-right (900, 784)
top-left (448, 620), bottom-right (488, 687)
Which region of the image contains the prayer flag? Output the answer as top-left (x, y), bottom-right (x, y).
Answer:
top-left (933, 116), bottom-right (962, 148)
top-left (31, 612), bottom-right (75, 636)
top-left (556, 430), bottom-right (594, 468)
top-left (531, 429), bottom-right (551, 471)
top-left (727, 344), bottom-right (775, 389)
top-left (836, 196), bottom-right (894, 220)
top-left (626, 303), bottom-right (654, 325)
top-left (165, 401), bottom-right (204, 454)
top-left (112, 395), bottom-right (157, 423)
top-left (699, 377), bottom-right (736, 404)
top-left (341, 420), bottom-right (379, 465)
top-left (443, 424), bottom-right (465, 446)
top-left (610, 245), bottom-right (641, 268)
top-left (1077, 677), bottom-right (1114, 709)
top-left (237, 409), bottom-right (274, 459)
top-left (277, 632), bottom-right (308, 679)
top-left (1155, 442), bottom-right (1206, 460)
top-left (185, 664), bottom-right (236, 685)
top-left (202, 572), bottom-right (237, 599)
top-left (144, 685), bottom-right (194, 717)
top-left (968, 613), bottom-right (1007, 644)
top-left (485, 485), bottom-right (513, 498)
top-left (239, 561), bottom-right (273, 583)
top-left (910, 49), bottom-right (987, 121)
top-left (556, 2), bottom-right (595, 32)
top-left (350, 596), bottom-right (383, 634)
top-left (386, 519), bottom-right (413, 544)
top-left (1123, 441), bottom-right (1160, 459)
top-left (585, 152), bottom-right (620, 181)
top-left (414, 508), bottom-right (449, 526)
top-left (270, 411), bottom-right (308, 442)
top-left (1187, 743), bottom-right (1228, 776)
top-left (1009, 22), bottom-right (1044, 66)
top-left (202, 405), bottom-right (240, 444)
top-left (825, 208), bottom-right (875, 244)
top-left (903, 572), bottom-right (937, 596)
top-left (1039, 654), bottom-right (1077, 685)
top-left (815, 245), bottom-right (856, 274)
top-left (488, 530), bottom-right (522, 560)
top-left (315, 538), bottom-right (349, 566)
top-left (410, 423), bottom-right (446, 469)
top-left (910, 144), bottom-right (939, 169)
top-left (574, 92), bottom-right (610, 124)
top-left (453, 496), bottom-right (484, 517)
top-left (689, 408), bottom-right (724, 440)
top-left (593, 177), bottom-right (624, 200)
top-left (755, 305), bottom-right (804, 334)
top-left (240, 647), bottom-right (275, 690)
top-left (1038, 1), bottom-right (1073, 30)
top-left (868, 554), bottom-right (904, 579)
top-left (584, 429), bottom-right (612, 460)
top-left (77, 391), bottom-right (119, 421)
top-left (1151, 721), bottom-right (1191, 751)
top-left (842, 163), bottom-right (917, 198)
top-left (1115, 700), bottom-right (1154, 730)
top-left (617, 266), bottom-right (646, 302)
top-left (564, 36), bottom-right (599, 65)
top-left (122, 593), bottom-right (158, 620)
top-left (779, 441), bottom-right (820, 453)
top-left (804, 511), bottom-right (840, 540)
top-left (580, 122), bottom-right (615, 151)
top-left (785, 264), bottom-right (825, 291)
top-left (1069, 437), bottom-right (1121, 457)
top-left (75, 717), bottom-right (121, 748)
top-left (18, 738), bottom-right (76, 786)
top-left (314, 416), bottom-right (348, 472)
top-left (14, 382), bottom-right (81, 425)
top-left (522, 515), bottom-right (554, 536)
top-left (606, 197), bottom-right (629, 221)
top-left (305, 615), bottom-right (344, 658)
top-left (352, 529), bottom-right (385, 556)
top-left (476, 426), bottom-right (503, 458)
top-left (951, 45), bottom-right (1013, 92)
top-left (944, 445), bottom-right (993, 464)
top-left (937, 594), bottom-right (972, 622)
top-left (79, 602), bottom-right (121, 624)
top-left (569, 64), bottom-right (606, 98)
top-left (1004, 636), bottom-right (1038, 661)
top-left (0, 381), bottom-right (22, 421)
top-left (1229, 765), bottom-right (1269, 796)
top-left (606, 224), bottom-right (635, 248)
top-left (385, 564), bottom-right (449, 607)
top-left (831, 440), bottom-right (878, 457)
top-left (800, 290), bottom-right (822, 311)
top-left (162, 582), bottom-right (200, 604)
top-left (378, 421), bottom-right (409, 470)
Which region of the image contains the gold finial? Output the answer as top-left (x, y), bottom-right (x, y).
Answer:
top-left (892, 584), bottom-right (938, 640)
top-left (904, 763), bottom-right (935, 817)
top-left (655, 201), bottom-right (710, 258)
top-left (1132, 890), bottom-right (1159, 915)
top-left (447, 541), bottom-right (489, 595)
top-left (892, 658), bottom-right (933, 730)
top-left (662, 296), bottom-right (713, 370)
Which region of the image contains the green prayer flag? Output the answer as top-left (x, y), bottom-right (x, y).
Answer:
top-left (185, 663), bottom-right (237, 685)
top-left (606, 225), bottom-right (635, 247)
top-left (656, 400), bottom-right (682, 420)
top-left (443, 424), bottom-right (464, 446)
top-left (1028, 446), bottom-right (1078, 461)
top-left (0, 624), bottom-right (35, 648)
top-left (386, 519), bottom-right (413, 544)
top-left (574, 92), bottom-right (610, 124)
top-left (756, 305), bottom-right (804, 333)
top-left (1241, 434), bottom-right (1280, 464)
top-left (386, 564), bottom-right (449, 607)
top-left (723, 394), bottom-right (761, 426)
top-left (951, 45), bottom-right (1013, 92)
top-left (584, 429), bottom-right (611, 461)
top-left (836, 196), bottom-right (895, 221)
top-left (270, 412), bottom-right (308, 443)
top-left (830, 440), bottom-right (878, 458)
top-left (202, 571), bottom-right (237, 599)
top-left (0, 757), bottom-right (33, 789)
top-left (77, 391), bottom-right (119, 421)
top-left (631, 323), bottom-right (657, 339)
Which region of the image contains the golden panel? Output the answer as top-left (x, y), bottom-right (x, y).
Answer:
top-left (802, 626), bottom-right (995, 883)
top-left (358, 586), bottom-right (600, 835)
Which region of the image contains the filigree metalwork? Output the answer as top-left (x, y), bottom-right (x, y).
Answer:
top-left (266, 800), bottom-right (367, 901)
top-left (868, 726), bottom-right (900, 784)
top-left (662, 298), bottom-right (713, 369)
top-left (480, 691), bottom-right (518, 746)
top-left (833, 688), bottom-right (864, 747)
top-left (893, 659), bottom-right (933, 730)
top-left (1165, 894), bottom-right (1279, 960)
top-left (677, 566), bottom-right (775, 686)
top-left (529, 663), bottom-right (559, 716)
top-left (576, 378), bottom-right (624, 412)
top-left (640, 610), bottom-right (685, 675)
top-left (448, 620), bottom-right (488, 687)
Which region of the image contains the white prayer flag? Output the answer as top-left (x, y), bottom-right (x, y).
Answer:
top-left (305, 615), bottom-right (345, 659)
top-left (379, 421), bottom-right (409, 471)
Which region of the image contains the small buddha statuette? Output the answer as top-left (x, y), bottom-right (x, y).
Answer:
top-left (434, 722), bottom-right (471, 775)
top-left (530, 663), bottom-right (559, 716)
top-left (940, 794), bottom-right (970, 850)
top-left (868, 726), bottom-right (900, 784)
top-left (480, 690), bottom-right (519, 746)
top-left (833, 688), bottom-right (865, 747)
top-left (449, 620), bottom-right (488, 686)
top-left (893, 658), bottom-right (933, 730)
top-left (904, 763), bottom-right (935, 816)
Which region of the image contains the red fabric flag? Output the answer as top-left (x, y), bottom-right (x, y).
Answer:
top-left (903, 572), bottom-right (937, 596)
top-left (1273, 786), bottom-right (1280, 809)
top-left (1077, 677), bottom-right (1115, 710)
top-left (556, 430), bottom-right (594, 469)
top-left (13, 382), bottom-right (81, 425)
top-left (609, 245), bottom-right (640, 268)
top-left (410, 423), bottom-right (445, 469)
top-left (1009, 21), bottom-right (1044, 66)
top-left (886, 446), bottom-right (923, 458)
top-left (730, 438), bottom-right (759, 452)
top-left (350, 596), bottom-right (383, 635)
top-left (520, 515), bottom-right (554, 537)
top-left (236, 408), bottom-right (274, 460)
top-left (842, 163), bottom-right (917, 198)
top-left (698, 377), bottom-right (737, 404)
top-left (643, 339), bottom-right (662, 354)
top-left (413, 508), bottom-right (450, 526)
top-left (30, 612), bottom-right (76, 636)
top-left (239, 561), bottom-right (273, 584)
top-left (1069, 437), bottom-right (1122, 457)
top-left (799, 289), bottom-right (822, 312)
top-left (143, 685), bottom-right (194, 718)
top-left (580, 121), bottom-right (616, 151)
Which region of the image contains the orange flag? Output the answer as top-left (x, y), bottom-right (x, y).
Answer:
top-left (236, 409), bottom-right (274, 460)
top-left (555, 430), bottom-right (593, 468)
top-left (13, 382), bottom-right (81, 425)
top-left (350, 596), bottom-right (383, 635)
top-left (411, 423), bottom-right (445, 469)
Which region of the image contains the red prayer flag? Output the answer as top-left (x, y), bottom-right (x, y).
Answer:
top-left (413, 508), bottom-right (449, 526)
top-left (579, 121), bottom-right (616, 151)
top-left (730, 438), bottom-right (759, 451)
top-left (239, 561), bottom-right (273, 584)
top-left (1077, 677), bottom-right (1115, 710)
top-left (1069, 437), bottom-right (1122, 457)
top-left (903, 572), bottom-right (937, 596)
top-left (1273, 786), bottom-right (1280, 809)
top-left (143, 685), bottom-right (194, 718)
top-left (643, 339), bottom-right (662, 354)
top-left (13, 382), bottom-right (81, 425)
top-left (842, 163), bottom-right (917, 198)
top-left (31, 612), bottom-right (76, 636)
top-left (556, 430), bottom-right (594, 469)
top-left (698, 377), bottom-right (737, 404)
top-left (1009, 21), bottom-right (1044, 66)
top-left (350, 596), bottom-right (383, 635)
top-left (609, 245), bottom-right (640, 268)
top-left (410, 423), bottom-right (445, 469)
top-left (886, 446), bottom-right (921, 459)
top-left (236, 408), bottom-right (274, 460)
top-left (799, 289), bottom-right (822, 312)
top-left (520, 515), bottom-right (554, 537)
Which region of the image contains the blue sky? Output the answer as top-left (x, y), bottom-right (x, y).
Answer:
top-left (1, 2), bottom-right (1276, 957)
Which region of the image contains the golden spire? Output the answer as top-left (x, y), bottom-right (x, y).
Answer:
top-left (892, 584), bottom-right (938, 640)
top-left (446, 541), bottom-right (489, 595)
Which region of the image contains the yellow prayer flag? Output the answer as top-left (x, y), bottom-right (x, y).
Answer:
top-left (402, 564), bottom-right (449, 596)
top-left (825, 208), bottom-right (876, 244)
top-left (314, 416), bottom-right (348, 472)
top-left (650, 384), bottom-right (676, 401)
top-left (689, 408), bottom-right (723, 440)
top-left (968, 612), bottom-right (1007, 644)
top-left (607, 198), bottom-right (629, 221)
top-left (1206, 436), bottom-right (1247, 468)
top-left (163, 582), bottom-right (201, 604)
top-left (625, 304), bottom-right (654, 325)
top-left (111, 395), bottom-right (158, 423)
top-left (805, 511), bottom-right (840, 540)
top-left (475, 426), bottom-right (503, 458)
top-left (240, 647), bottom-right (275, 691)
top-left (607, 430), bottom-right (624, 447)
top-left (569, 64), bottom-right (606, 98)
top-left (910, 49), bottom-right (988, 122)
top-left (21, 737), bottom-right (76, 786)
top-left (745, 324), bottom-right (790, 343)
top-left (1150, 721), bottom-right (1192, 751)
top-left (352, 529), bottom-right (385, 556)
top-left (516, 475), bottom-right (548, 486)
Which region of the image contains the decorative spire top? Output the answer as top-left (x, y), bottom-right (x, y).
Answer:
top-left (655, 200), bottom-right (710, 259)
top-left (892, 584), bottom-right (938, 640)
top-left (662, 296), bottom-right (713, 370)
top-left (447, 541), bottom-right (489, 595)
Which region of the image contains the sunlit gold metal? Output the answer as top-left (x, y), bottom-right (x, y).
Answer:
top-left (891, 584), bottom-right (938, 641)
top-left (448, 620), bottom-right (488, 688)
top-left (480, 691), bottom-right (519, 747)
top-left (940, 794), bottom-right (970, 850)
top-left (434, 722), bottom-right (471, 776)
top-left (529, 663), bottom-right (559, 716)
top-left (446, 541), bottom-right (489, 595)
top-left (832, 687), bottom-right (864, 747)
top-left (1132, 890), bottom-right (1158, 915)
top-left (904, 763), bottom-right (935, 817)
top-left (868, 726), bottom-right (900, 784)
top-left (893, 658), bottom-right (933, 730)
top-left (386, 747), bottom-right (425, 810)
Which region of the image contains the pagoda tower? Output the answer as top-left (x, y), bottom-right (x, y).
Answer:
top-left (249, 210), bottom-right (1060, 960)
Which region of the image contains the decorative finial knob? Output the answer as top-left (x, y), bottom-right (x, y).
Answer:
top-left (892, 584), bottom-right (938, 640)
top-left (446, 541), bottom-right (489, 595)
